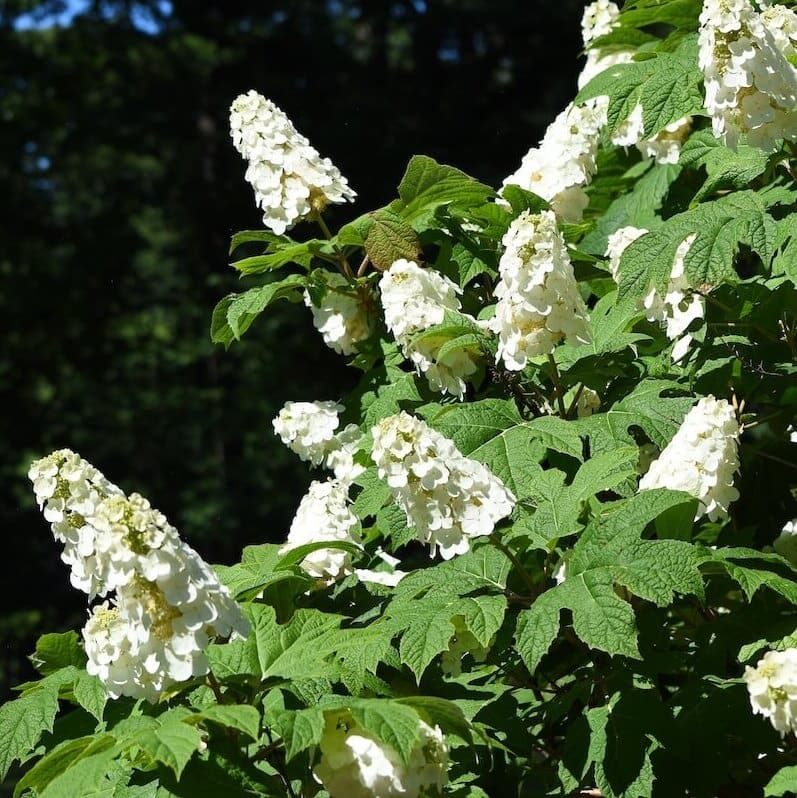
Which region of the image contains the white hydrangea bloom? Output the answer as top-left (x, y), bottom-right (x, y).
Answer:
top-left (606, 229), bottom-right (704, 361)
top-left (305, 274), bottom-right (372, 356)
top-left (313, 711), bottom-right (449, 798)
top-left (582, 0), bottom-right (621, 46)
top-left (699, 0), bottom-right (797, 151)
top-left (605, 226), bottom-right (649, 281)
top-left (371, 412), bottom-right (515, 559)
top-left (354, 568), bottom-right (408, 587)
top-left (229, 90), bottom-right (355, 234)
top-left (280, 479), bottom-right (361, 583)
top-left (789, 423), bottom-right (797, 443)
top-left (29, 450), bottom-right (125, 596)
top-left (642, 234), bottom-right (704, 360)
top-left (639, 395), bottom-right (741, 522)
top-left (325, 423), bottom-right (366, 484)
top-left (637, 116), bottom-right (693, 164)
top-left (440, 616), bottom-right (490, 677)
top-left (84, 550), bottom-right (249, 703)
top-left (501, 103), bottom-right (604, 223)
top-left (762, 4), bottom-right (797, 57)
top-left (490, 210), bottom-right (590, 371)
top-left (273, 400), bottom-right (344, 466)
top-left (745, 648), bottom-right (797, 735)
top-left (31, 449), bottom-right (249, 701)
top-left (379, 260), bottom-right (479, 399)
top-left (774, 519), bottom-right (797, 565)
top-left (380, 259), bottom-right (461, 341)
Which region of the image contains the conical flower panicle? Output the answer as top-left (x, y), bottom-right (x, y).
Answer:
top-left (280, 478), bottom-right (361, 584)
top-left (699, 0), bottom-right (797, 151)
top-left (490, 210), bottom-right (590, 371)
top-left (371, 412), bottom-right (515, 559)
top-left (229, 90), bottom-right (355, 234)
top-left (30, 449), bottom-right (248, 702)
top-left (638, 395), bottom-right (740, 521)
top-left (379, 259), bottom-right (479, 399)
top-left (501, 104), bottom-right (604, 223)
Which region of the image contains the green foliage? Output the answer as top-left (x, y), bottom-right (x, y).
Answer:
top-left (10, 1), bottom-right (797, 796)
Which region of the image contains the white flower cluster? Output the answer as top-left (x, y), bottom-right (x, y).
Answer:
top-left (490, 210), bottom-right (590, 371)
top-left (272, 400), bottom-right (363, 481)
top-left (313, 711), bottom-right (449, 798)
top-left (774, 519), bottom-right (797, 565)
top-left (229, 90), bottom-right (355, 234)
top-left (279, 479), bottom-right (361, 584)
top-left (605, 227), bottom-right (704, 361)
top-left (440, 616), bottom-right (490, 677)
top-left (698, 0), bottom-right (797, 151)
top-left (29, 450), bottom-right (248, 701)
top-left (379, 259), bottom-right (479, 399)
top-left (639, 395), bottom-right (741, 522)
top-left (579, 2), bottom-right (692, 164)
top-left (763, 4), bottom-right (797, 57)
top-left (305, 274), bottom-right (372, 356)
top-left (745, 648), bottom-right (797, 735)
top-left (579, 1), bottom-right (633, 89)
top-left (371, 412), bottom-right (515, 559)
top-left (501, 103), bottom-right (604, 223)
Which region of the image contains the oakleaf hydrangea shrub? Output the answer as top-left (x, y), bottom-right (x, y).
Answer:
top-left (6, 1), bottom-right (797, 795)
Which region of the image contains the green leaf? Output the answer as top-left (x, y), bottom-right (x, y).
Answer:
top-left (517, 490), bottom-right (703, 664)
top-left (31, 632), bottom-right (87, 676)
top-left (230, 239), bottom-right (319, 274)
top-left (580, 162), bottom-right (682, 256)
top-left (352, 467), bottom-right (392, 519)
top-left (574, 379), bottom-right (693, 455)
top-left (391, 156), bottom-right (495, 231)
top-left (364, 210), bottom-right (422, 270)
top-left (394, 696), bottom-right (472, 743)
top-left (228, 229), bottom-right (290, 256)
top-left (337, 212), bottom-right (376, 247)
top-left (188, 705), bottom-right (261, 742)
top-left (269, 706), bottom-right (325, 762)
top-left (427, 399), bottom-right (564, 500)
top-left (765, 765), bottom-right (797, 797)
top-left (397, 608), bottom-right (456, 681)
top-left (37, 742), bottom-right (120, 798)
top-left (618, 191), bottom-right (776, 300)
top-left (679, 129), bottom-right (770, 203)
top-left (129, 714), bottom-right (204, 779)
top-left (275, 540), bottom-right (362, 572)
top-left (13, 736), bottom-right (113, 798)
top-left (214, 543), bottom-right (283, 600)
top-left (348, 701), bottom-right (422, 764)
top-left (576, 36), bottom-right (703, 139)
top-left (0, 683), bottom-right (61, 780)
top-left (73, 672), bottom-right (107, 723)
top-left (450, 242), bottom-right (494, 287)
top-left (224, 274), bottom-right (307, 340)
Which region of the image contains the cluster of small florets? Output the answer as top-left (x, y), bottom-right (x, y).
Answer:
top-left (313, 711), bottom-right (450, 798)
top-left (501, 103), bottom-right (604, 222)
top-left (273, 400), bottom-right (364, 484)
top-left (371, 412), bottom-right (515, 559)
top-left (279, 479), bottom-right (361, 584)
top-left (490, 210), bottom-right (590, 371)
top-left (698, 0), bottom-right (797, 151)
top-left (229, 90), bottom-right (355, 234)
top-left (29, 450), bottom-right (248, 701)
top-left (379, 259), bottom-right (479, 399)
top-left (606, 227), bottom-right (704, 361)
top-left (639, 396), bottom-right (741, 521)
top-left (305, 274), bottom-right (373, 355)
top-left (745, 648), bottom-right (797, 736)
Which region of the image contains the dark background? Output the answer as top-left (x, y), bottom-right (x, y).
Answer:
top-left (0, 0), bottom-right (584, 697)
